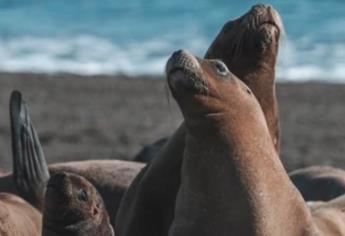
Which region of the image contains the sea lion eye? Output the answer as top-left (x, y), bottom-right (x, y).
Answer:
top-left (77, 189), bottom-right (88, 202)
top-left (213, 60), bottom-right (229, 76)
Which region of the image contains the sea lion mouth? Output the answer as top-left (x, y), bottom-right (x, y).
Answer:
top-left (45, 172), bottom-right (71, 204)
top-left (166, 49), bottom-right (208, 94)
top-left (246, 4), bottom-right (283, 38)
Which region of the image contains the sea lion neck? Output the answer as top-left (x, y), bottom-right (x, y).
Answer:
top-left (243, 66), bottom-right (280, 151)
top-left (169, 54), bottom-right (317, 236)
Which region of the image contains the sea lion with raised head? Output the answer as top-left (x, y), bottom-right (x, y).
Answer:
top-left (132, 3), bottom-right (282, 164)
top-left (43, 171), bottom-right (114, 236)
top-left (116, 4), bottom-right (282, 236)
top-left (0, 91), bottom-right (144, 223)
top-left (0, 192), bottom-right (42, 236)
top-left (167, 50), bottom-right (345, 236)
top-left (205, 3), bottom-right (282, 152)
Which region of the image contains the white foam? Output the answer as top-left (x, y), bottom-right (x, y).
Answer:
top-left (0, 35), bottom-right (344, 82)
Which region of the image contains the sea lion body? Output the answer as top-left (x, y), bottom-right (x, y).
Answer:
top-left (49, 159), bottom-right (144, 223)
top-left (7, 90), bottom-right (144, 223)
top-left (290, 166), bottom-right (345, 201)
top-left (43, 171), bottom-right (114, 236)
top-left (167, 50), bottom-right (345, 236)
top-left (0, 160), bottom-right (144, 223)
top-left (116, 5), bottom-right (282, 235)
top-left (0, 193), bottom-right (42, 236)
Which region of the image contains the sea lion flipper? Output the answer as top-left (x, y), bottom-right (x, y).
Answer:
top-left (10, 90), bottom-right (50, 210)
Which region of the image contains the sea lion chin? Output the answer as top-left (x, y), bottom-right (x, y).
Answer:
top-left (43, 172), bottom-right (114, 236)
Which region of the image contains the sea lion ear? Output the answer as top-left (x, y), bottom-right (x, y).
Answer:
top-left (10, 90), bottom-right (50, 210)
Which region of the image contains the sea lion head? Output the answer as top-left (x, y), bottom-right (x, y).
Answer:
top-left (166, 49), bottom-right (265, 132)
top-left (43, 171), bottom-right (114, 235)
top-left (205, 4), bottom-right (283, 81)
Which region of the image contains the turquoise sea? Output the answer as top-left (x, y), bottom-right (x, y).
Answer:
top-left (0, 0), bottom-right (344, 81)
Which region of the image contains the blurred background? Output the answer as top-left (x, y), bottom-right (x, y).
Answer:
top-left (0, 1), bottom-right (345, 171)
top-left (0, 0), bottom-right (344, 81)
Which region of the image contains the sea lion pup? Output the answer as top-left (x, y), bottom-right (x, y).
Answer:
top-left (290, 166), bottom-right (345, 201)
top-left (5, 90), bottom-right (144, 223)
top-left (167, 50), bottom-right (345, 236)
top-left (43, 172), bottom-right (114, 236)
top-left (0, 192), bottom-right (42, 236)
top-left (116, 4), bottom-right (282, 236)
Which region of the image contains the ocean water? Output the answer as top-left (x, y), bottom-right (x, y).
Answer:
top-left (0, 0), bottom-right (344, 81)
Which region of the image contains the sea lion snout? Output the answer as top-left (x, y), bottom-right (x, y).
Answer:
top-left (45, 172), bottom-right (71, 205)
top-left (47, 171), bottom-right (67, 190)
top-left (248, 4), bottom-right (283, 36)
top-left (166, 49), bottom-right (208, 94)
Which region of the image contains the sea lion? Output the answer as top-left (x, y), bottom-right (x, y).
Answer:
top-left (205, 3), bottom-right (282, 152)
top-left (290, 166), bottom-right (345, 201)
top-left (1, 91), bottom-right (144, 224)
top-left (42, 171), bottom-right (114, 236)
top-left (116, 4), bottom-right (282, 235)
top-left (132, 3), bottom-right (282, 164)
top-left (167, 50), bottom-right (345, 236)
top-left (0, 192), bottom-right (42, 236)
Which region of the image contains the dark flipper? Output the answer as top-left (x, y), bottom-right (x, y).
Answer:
top-left (10, 90), bottom-right (50, 210)
top-left (133, 137), bottom-right (168, 163)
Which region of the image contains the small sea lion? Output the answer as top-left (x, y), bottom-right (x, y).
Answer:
top-left (116, 4), bottom-right (282, 236)
top-left (289, 166), bottom-right (345, 201)
top-left (167, 50), bottom-right (345, 236)
top-left (0, 192), bottom-right (42, 236)
top-left (0, 91), bottom-right (144, 224)
top-left (43, 171), bottom-right (114, 236)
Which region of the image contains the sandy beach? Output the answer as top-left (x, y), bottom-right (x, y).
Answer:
top-left (0, 72), bottom-right (345, 172)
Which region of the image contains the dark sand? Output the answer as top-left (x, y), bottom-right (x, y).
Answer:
top-left (0, 72), bottom-right (345, 172)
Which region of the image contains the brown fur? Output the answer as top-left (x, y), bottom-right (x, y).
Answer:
top-left (43, 171), bottom-right (114, 236)
top-left (167, 50), bottom-right (345, 236)
top-left (205, 3), bottom-right (282, 152)
top-left (0, 160), bottom-right (144, 225)
top-left (0, 193), bottom-right (42, 236)
top-left (115, 4), bottom-right (282, 236)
